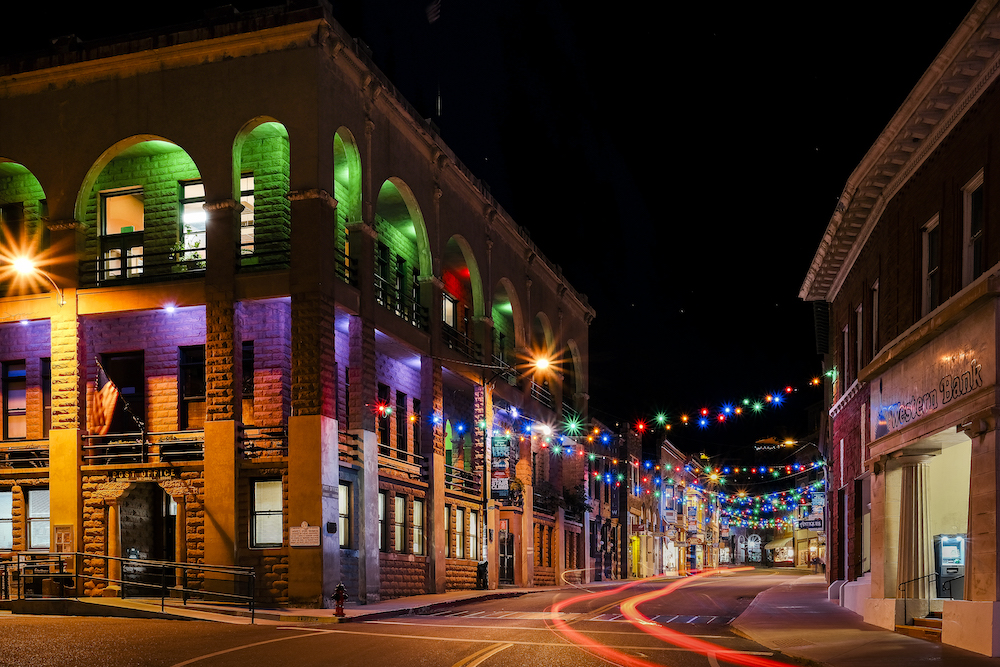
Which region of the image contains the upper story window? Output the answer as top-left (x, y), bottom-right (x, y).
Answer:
top-left (180, 181), bottom-right (206, 256)
top-left (251, 479), bottom-right (282, 548)
top-left (2, 361), bottom-right (26, 440)
top-left (101, 187), bottom-right (144, 279)
top-left (871, 281), bottom-right (880, 359)
top-left (963, 170), bottom-right (985, 286)
top-left (240, 174), bottom-right (255, 254)
top-left (179, 346), bottom-right (206, 430)
top-left (855, 304), bottom-right (863, 372)
top-left (26, 487), bottom-right (49, 550)
top-left (922, 214), bottom-right (941, 316)
top-left (442, 294), bottom-right (458, 328)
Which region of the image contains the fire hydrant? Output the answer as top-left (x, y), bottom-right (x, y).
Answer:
top-left (333, 582), bottom-right (347, 617)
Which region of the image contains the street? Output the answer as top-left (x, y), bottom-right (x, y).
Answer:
top-left (0, 570), bottom-right (802, 667)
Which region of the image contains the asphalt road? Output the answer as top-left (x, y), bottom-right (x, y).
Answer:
top-left (0, 571), bottom-right (805, 667)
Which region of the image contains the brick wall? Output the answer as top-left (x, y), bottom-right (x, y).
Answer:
top-left (240, 133), bottom-right (291, 250)
top-left (241, 299), bottom-right (291, 427)
top-left (84, 308), bottom-right (205, 433)
top-left (0, 168), bottom-right (47, 247)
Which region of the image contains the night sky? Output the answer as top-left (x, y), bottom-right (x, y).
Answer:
top-left (0, 2), bottom-right (975, 459)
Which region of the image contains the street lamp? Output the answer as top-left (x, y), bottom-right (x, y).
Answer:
top-left (12, 256), bottom-right (65, 306)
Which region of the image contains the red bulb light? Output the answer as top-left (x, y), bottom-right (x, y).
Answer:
top-left (700, 408), bottom-right (709, 416)
top-left (785, 386), bottom-right (793, 393)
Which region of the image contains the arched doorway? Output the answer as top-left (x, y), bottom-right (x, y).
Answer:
top-left (119, 483), bottom-right (176, 594)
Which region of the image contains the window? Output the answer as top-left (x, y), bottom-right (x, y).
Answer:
top-left (240, 174), bottom-right (255, 254)
top-left (344, 367), bottom-right (350, 430)
top-left (842, 324), bottom-right (850, 387)
top-left (394, 495), bottom-right (405, 552)
top-left (377, 383), bottom-right (390, 454)
top-left (338, 483), bottom-right (350, 548)
top-left (0, 490), bottom-right (11, 549)
top-left (455, 506), bottom-right (466, 559)
top-left (445, 504), bottom-right (453, 557)
top-left (2, 361), bottom-right (26, 440)
top-left (251, 480), bottom-right (282, 548)
top-left (412, 399), bottom-right (421, 452)
top-left (922, 215), bottom-right (941, 316)
top-left (442, 294), bottom-right (457, 328)
top-left (396, 391), bottom-right (407, 458)
top-left (379, 491), bottom-right (387, 551)
top-left (0, 202), bottom-right (24, 246)
top-left (963, 170), bottom-right (985, 285)
top-left (242, 341), bottom-right (254, 425)
top-left (855, 304), bottom-right (863, 371)
top-left (180, 181), bottom-right (207, 257)
top-left (470, 510), bottom-right (479, 561)
top-left (413, 498), bottom-right (424, 555)
top-left (179, 346), bottom-right (206, 430)
top-left (27, 488), bottom-right (49, 550)
top-left (871, 281), bottom-right (879, 358)
top-left (101, 188), bottom-right (144, 279)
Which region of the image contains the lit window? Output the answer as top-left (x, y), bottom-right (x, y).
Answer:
top-left (0, 490), bottom-right (11, 549)
top-left (27, 488), bottom-right (49, 550)
top-left (455, 506), bottom-right (466, 559)
top-left (394, 495), bottom-right (405, 553)
top-left (240, 174), bottom-right (255, 254)
top-left (338, 483), bottom-right (350, 548)
top-left (442, 294), bottom-right (457, 328)
top-left (470, 510), bottom-right (479, 561)
top-left (251, 480), bottom-right (282, 548)
top-left (378, 491), bottom-right (387, 552)
top-left (413, 498), bottom-right (424, 555)
top-left (2, 361), bottom-right (26, 440)
top-left (445, 504), bottom-right (452, 557)
top-left (101, 188), bottom-right (144, 280)
top-left (180, 181), bottom-right (206, 257)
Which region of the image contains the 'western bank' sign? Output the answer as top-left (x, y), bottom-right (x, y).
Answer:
top-left (872, 304), bottom-right (995, 439)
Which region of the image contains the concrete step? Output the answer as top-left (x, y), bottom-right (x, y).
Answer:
top-left (894, 623), bottom-right (942, 642)
top-left (913, 616), bottom-right (943, 629)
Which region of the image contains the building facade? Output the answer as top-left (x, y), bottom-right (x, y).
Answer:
top-left (0, 3), bottom-right (594, 607)
top-left (801, 0), bottom-right (1000, 655)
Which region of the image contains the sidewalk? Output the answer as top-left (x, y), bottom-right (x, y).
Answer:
top-left (731, 574), bottom-right (1000, 666)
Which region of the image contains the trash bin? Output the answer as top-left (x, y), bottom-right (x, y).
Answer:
top-left (476, 561), bottom-right (489, 590)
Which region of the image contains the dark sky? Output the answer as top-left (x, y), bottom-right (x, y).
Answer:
top-left (1, 1), bottom-right (974, 457)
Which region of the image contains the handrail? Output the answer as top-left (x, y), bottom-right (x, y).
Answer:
top-left (898, 571), bottom-right (936, 624)
top-left (941, 574), bottom-right (964, 599)
top-left (2, 551), bottom-right (255, 622)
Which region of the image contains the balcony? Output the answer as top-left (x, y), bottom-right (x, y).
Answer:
top-left (531, 380), bottom-right (554, 409)
top-left (443, 324), bottom-right (481, 361)
top-left (444, 464), bottom-right (481, 496)
top-left (82, 431), bottom-right (204, 465)
top-left (374, 273), bottom-right (428, 330)
top-left (0, 441), bottom-right (49, 469)
top-left (80, 247), bottom-right (206, 288)
top-left (239, 426), bottom-right (288, 459)
top-left (238, 240), bottom-right (290, 272)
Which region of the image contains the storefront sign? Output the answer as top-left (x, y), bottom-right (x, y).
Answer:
top-left (798, 518), bottom-right (823, 530)
top-left (871, 305), bottom-right (995, 439)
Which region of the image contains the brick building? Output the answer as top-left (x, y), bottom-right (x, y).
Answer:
top-left (0, 3), bottom-right (595, 607)
top-left (800, 0), bottom-right (1000, 654)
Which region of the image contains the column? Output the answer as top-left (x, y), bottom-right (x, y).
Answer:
top-left (349, 314), bottom-right (380, 602)
top-left (421, 355), bottom-right (446, 593)
top-left (897, 457), bottom-right (933, 599)
top-left (103, 500), bottom-right (121, 597)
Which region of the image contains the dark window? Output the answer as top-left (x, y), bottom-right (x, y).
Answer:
top-left (41, 358), bottom-right (51, 437)
top-left (377, 383), bottom-right (390, 454)
top-left (396, 390), bottom-right (407, 458)
top-left (412, 399), bottom-right (421, 452)
top-left (2, 361), bottom-right (26, 440)
top-left (344, 367), bottom-right (350, 430)
top-left (100, 351), bottom-right (145, 434)
top-left (970, 185), bottom-right (984, 280)
top-left (242, 341), bottom-right (254, 425)
top-left (927, 224), bottom-right (941, 312)
top-left (179, 346), bottom-right (206, 430)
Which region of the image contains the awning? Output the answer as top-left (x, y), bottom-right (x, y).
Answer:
top-left (765, 537), bottom-right (793, 549)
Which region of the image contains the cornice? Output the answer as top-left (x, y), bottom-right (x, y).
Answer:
top-left (829, 379), bottom-right (863, 419)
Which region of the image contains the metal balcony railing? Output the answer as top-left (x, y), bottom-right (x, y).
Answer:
top-left (335, 246), bottom-right (357, 287)
top-left (443, 324), bottom-right (481, 361)
top-left (531, 380), bottom-right (554, 409)
top-left (0, 440), bottom-right (49, 468)
top-left (81, 247), bottom-right (206, 287)
top-left (239, 426), bottom-right (288, 459)
top-left (374, 273), bottom-right (428, 330)
top-left (444, 464), bottom-right (481, 495)
top-left (82, 430), bottom-right (204, 465)
top-left (239, 240), bottom-right (290, 271)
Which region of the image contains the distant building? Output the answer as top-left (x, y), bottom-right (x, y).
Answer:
top-left (0, 2), bottom-right (594, 606)
top-left (801, 0), bottom-right (1000, 655)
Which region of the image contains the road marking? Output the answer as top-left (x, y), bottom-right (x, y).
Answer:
top-left (169, 631), bottom-right (325, 666)
top-left (366, 620), bottom-right (736, 639)
top-left (451, 642), bottom-right (514, 667)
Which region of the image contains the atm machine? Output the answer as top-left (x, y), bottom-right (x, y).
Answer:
top-left (934, 534), bottom-right (965, 599)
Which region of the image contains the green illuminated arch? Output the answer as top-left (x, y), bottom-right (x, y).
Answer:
top-left (374, 178), bottom-right (431, 278)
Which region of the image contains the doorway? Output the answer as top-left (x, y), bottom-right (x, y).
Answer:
top-left (499, 527), bottom-right (515, 585)
top-left (119, 484), bottom-right (176, 595)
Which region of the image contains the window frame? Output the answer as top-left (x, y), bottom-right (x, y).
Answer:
top-left (0, 490), bottom-right (12, 550)
top-left (178, 345), bottom-right (206, 430)
top-left (922, 214), bottom-right (941, 316)
top-left (445, 504), bottom-right (453, 558)
top-left (250, 479), bottom-right (283, 549)
top-left (26, 487), bottom-right (49, 550)
top-left (963, 169), bottom-right (985, 286)
top-left (871, 280), bottom-right (879, 359)
top-left (470, 510), bottom-right (479, 561)
top-left (442, 294), bottom-right (458, 328)
top-left (412, 498), bottom-right (424, 555)
top-left (393, 495), bottom-right (406, 553)
top-left (100, 187), bottom-right (145, 280)
top-left (378, 491), bottom-right (387, 552)
top-left (2, 360), bottom-right (27, 440)
top-left (239, 173), bottom-right (255, 255)
top-left (338, 482), bottom-right (350, 548)
top-left (455, 506), bottom-right (466, 559)
top-left (179, 180), bottom-right (207, 257)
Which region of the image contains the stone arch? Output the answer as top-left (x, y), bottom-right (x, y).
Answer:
top-left (333, 126), bottom-right (362, 223)
top-left (564, 338), bottom-right (586, 411)
top-left (491, 278), bottom-right (526, 363)
top-left (233, 119), bottom-right (291, 257)
top-left (442, 234), bottom-right (484, 319)
top-left (374, 178), bottom-right (432, 279)
top-left (0, 159), bottom-right (49, 276)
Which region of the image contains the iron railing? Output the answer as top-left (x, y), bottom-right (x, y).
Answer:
top-left (444, 464), bottom-right (481, 495)
top-left (80, 247), bottom-right (206, 287)
top-left (82, 430), bottom-right (204, 465)
top-left (0, 551), bottom-right (255, 621)
top-left (239, 426), bottom-right (288, 459)
top-left (335, 246), bottom-right (357, 287)
top-left (0, 440), bottom-right (50, 468)
top-left (531, 381), bottom-right (554, 409)
top-left (442, 324), bottom-right (481, 361)
top-left (374, 273), bottom-right (428, 330)
top-left (239, 240), bottom-right (290, 271)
